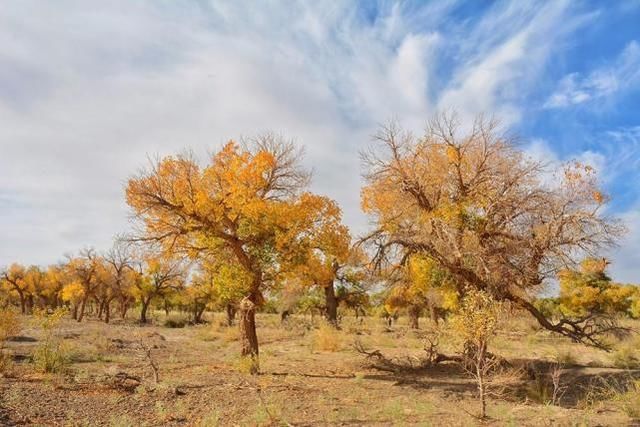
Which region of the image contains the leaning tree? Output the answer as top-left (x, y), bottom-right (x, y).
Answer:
top-left (361, 113), bottom-right (625, 348)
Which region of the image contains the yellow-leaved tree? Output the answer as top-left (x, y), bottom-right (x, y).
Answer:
top-left (361, 113), bottom-right (625, 348)
top-left (126, 136), bottom-right (342, 370)
top-left (385, 255), bottom-right (458, 329)
top-left (65, 249), bottom-right (101, 322)
top-left (131, 253), bottom-right (186, 324)
top-left (284, 198), bottom-right (368, 326)
top-left (1, 264), bottom-right (32, 314)
top-left (558, 258), bottom-right (636, 317)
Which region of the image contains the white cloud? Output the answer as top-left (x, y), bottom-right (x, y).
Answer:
top-left (438, 1), bottom-right (592, 125)
top-left (0, 1), bottom-right (602, 267)
top-left (545, 40), bottom-right (640, 108)
top-left (525, 136), bottom-right (640, 283)
top-left (609, 207), bottom-right (640, 283)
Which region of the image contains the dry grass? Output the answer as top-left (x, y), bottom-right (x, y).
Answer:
top-left (1, 312), bottom-right (639, 426)
top-left (0, 309), bottom-right (21, 373)
top-left (311, 322), bottom-right (342, 352)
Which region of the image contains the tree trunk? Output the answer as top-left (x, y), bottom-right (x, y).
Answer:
top-left (72, 304), bottom-right (79, 320)
top-left (226, 303), bottom-right (236, 326)
top-left (408, 305), bottom-right (421, 329)
top-left (18, 292), bottom-right (26, 315)
top-left (238, 295), bottom-right (259, 374)
top-left (429, 303), bottom-right (439, 326)
top-left (97, 300), bottom-right (104, 319)
top-left (120, 299), bottom-right (129, 319)
top-left (104, 301), bottom-right (111, 324)
top-left (26, 294), bottom-right (34, 315)
top-left (280, 310), bottom-right (290, 324)
top-left (324, 282), bottom-right (338, 326)
top-left (140, 300), bottom-right (150, 324)
top-left (193, 303), bottom-right (206, 324)
top-left (77, 295), bottom-right (88, 322)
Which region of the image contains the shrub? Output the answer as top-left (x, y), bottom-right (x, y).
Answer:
top-left (554, 349), bottom-right (577, 366)
top-left (612, 340), bottom-right (640, 369)
top-left (615, 380), bottom-right (640, 419)
top-left (33, 338), bottom-right (70, 373)
top-left (164, 314), bottom-right (188, 328)
top-left (0, 309), bottom-right (20, 343)
top-left (32, 308), bottom-right (70, 373)
top-left (311, 322), bottom-right (342, 352)
top-left (0, 309), bottom-right (20, 374)
top-left (232, 355), bottom-right (260, 375)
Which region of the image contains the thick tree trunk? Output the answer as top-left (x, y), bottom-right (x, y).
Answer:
top-left (120, 299), bottom-right (129, 319)
top-left (97, 300), bottom-right (104, 320)
top-left (72, 304), bottom-right (79, 320)
top-left (193, 303), bottom-right (206, 324)
top-left (408, 305), bottom-right (421, 329)
top-left (324, 282), bottom-right (338, 326)
top-left (140, 300), bottom-right (150, 324)
top-left (226, 303), bottom-right (236, 326)
top-left (238, 295), bottom-right (259, 374)
top-left (77, 295), bottom-right (88, 322)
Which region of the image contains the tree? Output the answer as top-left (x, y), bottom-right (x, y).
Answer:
top-left (101, 241), bottom-right (137, 323)
top-left (1, 264), bottom-right (31, 314)
top-left (126, 136), bottom-right (337, 370)
top-left (60, 280), bottom-right (85, 320)
top-left (287, 201), bottom-right (357, 326)
top-left (451, 290), bottom-right (504, 419)
top-left (44, 264), bottom-right (70, 309)
top-left (385, 255), bottom-right (457, 329)
top-left (66, 248), bottom-right (100, 322)
top-left (132, 254), bottom-right (185, 324)
top-left (24, 266), bottom-right (46, 312)
top-left (189, 256), bottom-right (249, 325)
top-left (361, 113), bottom-right (624, 348)
top-left (558, 258), bottom-right (636, 317)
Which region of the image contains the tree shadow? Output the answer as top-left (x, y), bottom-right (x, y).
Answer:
top-left (7, 335), bottom-right (37, 342)
top-left (362, 360), bottom-right (478, 394)
top-left (509, 357), bottom-right (640, 407)
top-left (359, 353), bottom-right (640, 409)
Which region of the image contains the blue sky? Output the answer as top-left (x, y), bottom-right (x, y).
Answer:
top-left (1, 1), bottom-right (639, 283)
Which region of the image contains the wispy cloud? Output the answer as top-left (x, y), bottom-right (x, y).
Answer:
top-left (0, 1), bottom-right (623, 267)
top-left (545, 40), bottom-right (640, 108)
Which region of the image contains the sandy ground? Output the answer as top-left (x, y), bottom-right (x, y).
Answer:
top-left (1, 313), bottom-right (639, 426)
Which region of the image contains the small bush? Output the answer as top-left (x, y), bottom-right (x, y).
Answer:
top-left (0, 309), bottom-right (20, 343)
top-left (615, 380), bottom-right (640, 419)
top-left (311, 322), bottom-right (342, 352)
top-left (0, 309), bottom-right (20, 374)
top-left (33, 339), bottom-right (70, 373)
top-left (612, 343), bottom-right (640, 369)
top-left (232, 355), bottom-right (260, 375)
top-left (164, 314), bottom-right (188, 328)
top-left (0, 352), bottom-right (13, 375)
top-left (32, 308), bottom-right (70, 373)
top-left (554, 349), bottom-right (577, 366)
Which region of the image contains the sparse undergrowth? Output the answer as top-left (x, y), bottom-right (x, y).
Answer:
top-left (0, 312), bottom-right (639, 426)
